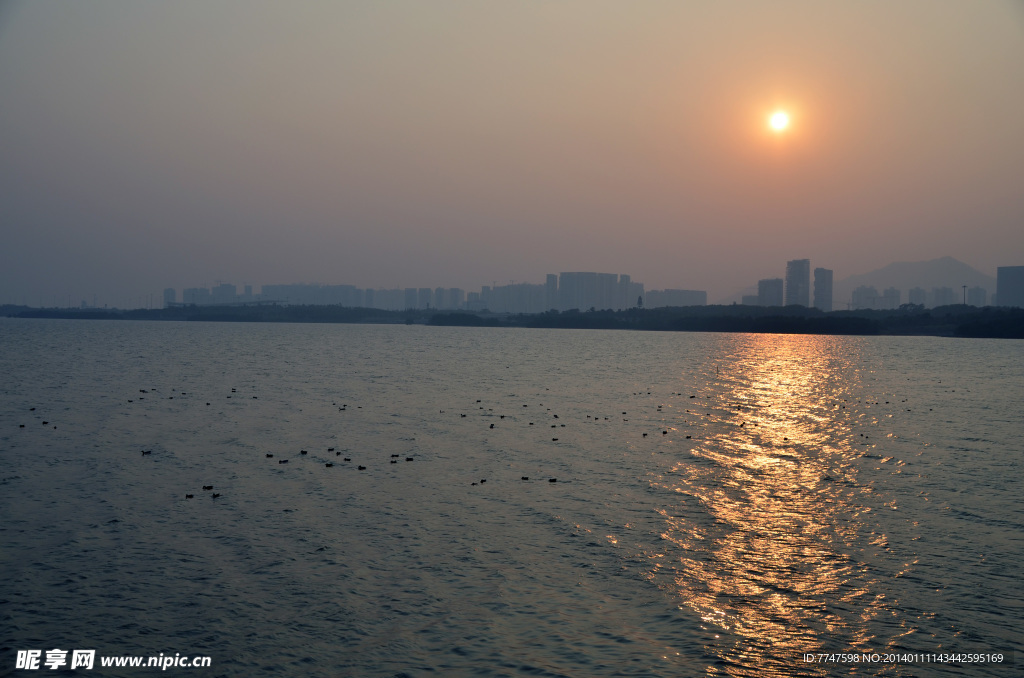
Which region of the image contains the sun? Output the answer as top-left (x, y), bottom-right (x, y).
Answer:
top-left (769, 110), bottom-right (790, 132)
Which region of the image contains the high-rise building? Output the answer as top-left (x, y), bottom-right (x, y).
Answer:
top-left (758, 278), bottom-right (784, 307)
top-left (785, 259), bottom-right (811, 306)
top-left (813, 268), bottom-right (833, 312)
top-left (545, 274), bottom-right (558, 310)
top-left (759, 278), bottom-right (785, 306)
top-left (851, 286), bottom-right (879, 310)
top-left (211, 283), bottom-right (237, 305)
top-left (996, 266), bottom-right (1024, 308)
top-left (966, 287), bottom-right (987, 307)
top-left (881, 287), bottom-right (900, 310)
top-left (557, 272), bottom-right (632, 311)
top-left (183, 287), bottom-right (211, 305)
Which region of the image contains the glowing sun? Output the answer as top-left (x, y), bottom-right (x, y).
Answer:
top-left (769, 110), bottom-right (790, 132)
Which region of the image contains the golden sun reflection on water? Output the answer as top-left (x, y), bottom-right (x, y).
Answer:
top-left (647, 335), bottom-right (892, 676)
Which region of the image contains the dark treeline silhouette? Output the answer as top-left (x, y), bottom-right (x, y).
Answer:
top-left (5, 303), bottom-right (1023, 338)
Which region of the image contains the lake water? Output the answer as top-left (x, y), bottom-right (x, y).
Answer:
top-left (1, 319), bottom-right (1021, 677)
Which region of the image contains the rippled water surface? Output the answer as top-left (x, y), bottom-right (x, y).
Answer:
top-left (2, 319), bottom-right (1021, 676)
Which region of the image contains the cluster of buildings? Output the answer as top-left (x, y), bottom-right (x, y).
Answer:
top-left (166, 265), bottom-right (1024, 313)
top-left (165, 273), bottom-right (708, 313)
top-left (741, 259), bottom-right (835, 311)
top-left (739, 262), bottom-right (1024, 310)
top-left (839, 266), bottom-right (1024, 310)
top-left (848, 285), bottom-right (986, 310)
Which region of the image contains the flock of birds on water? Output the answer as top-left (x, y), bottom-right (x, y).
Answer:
top-left (11, 374), bottom-right (950, 507)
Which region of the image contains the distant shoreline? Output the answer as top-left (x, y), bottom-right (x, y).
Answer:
top-left (4, 303), bottom-right (1023, 339)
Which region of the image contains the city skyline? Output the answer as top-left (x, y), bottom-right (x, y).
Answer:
top-left (132, 259), bottom-right (1017, 313)
top-left (2, 2), bottom-right (1023, 310)
top-left (7, 254), bottom-right (1019, 311)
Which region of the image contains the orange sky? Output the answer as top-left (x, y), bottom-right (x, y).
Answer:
top-left (1, 1), bottom-right (1023, 305)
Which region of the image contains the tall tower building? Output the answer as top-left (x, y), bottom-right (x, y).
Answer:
top-left (785, 259), bottom-right (811, 307)
top-left (545, 274), bottom-right (558, 310)
top-left (758, 278), bottom-right (784, 307)
top-left (813, 268), bottom-right (833, 312)
top-left (996, 266), bottom-right (1024, 308)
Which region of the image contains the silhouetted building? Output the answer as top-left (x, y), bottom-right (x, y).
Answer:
top-left (997, 266), bottom-right (1024, 308)
top-left (556, 272), bottom-right (641, 311)
top-left (183, 287), bottom-right (211, 305)
top-left (482, 282), bottom-right (547, 313)
top-left (851, 285), bottom-right (880, 310)
top-left (758, 278), bottom-right (784, 307)
top-left (967, 287), bottom-right (987, 307)
top-left (813, 267), bottom-right (833, 312)
top-left (211, 283), bottom-right (237, 305)
top-left (881, 287), bottom-right (900, 310)
top-left (785, 259), bottom-right (811, 306)
top-left (404, 288), bottom-right (418, 310)
top-left (545, 274), bottom-right (558, 310)
top-left (908, 287), bottom-right (926, 306)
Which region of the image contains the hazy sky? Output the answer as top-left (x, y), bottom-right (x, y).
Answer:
top-left (2, 1), bottom-right (1023, 307)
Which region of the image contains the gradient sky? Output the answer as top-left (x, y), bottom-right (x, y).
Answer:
top-left (2, 1), bottom-right (1023, 307)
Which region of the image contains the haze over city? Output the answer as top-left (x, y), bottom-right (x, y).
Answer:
top-left (2, 1), bottom-right (1023, 308)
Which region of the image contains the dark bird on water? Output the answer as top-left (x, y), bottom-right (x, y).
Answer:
top-left (358, 465), bottom-right (366, 470)
top-left (212, 493), bottom-right (221, 498)
top-left (185, 494), bottom-right (193, 499)
top-left (203, 485), bottom-right (213, 490)
top-left (279, 460), bottom-right (289, 464)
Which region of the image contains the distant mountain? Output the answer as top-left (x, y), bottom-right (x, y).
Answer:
top-left (834, 257), bottom-right (995, 308)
